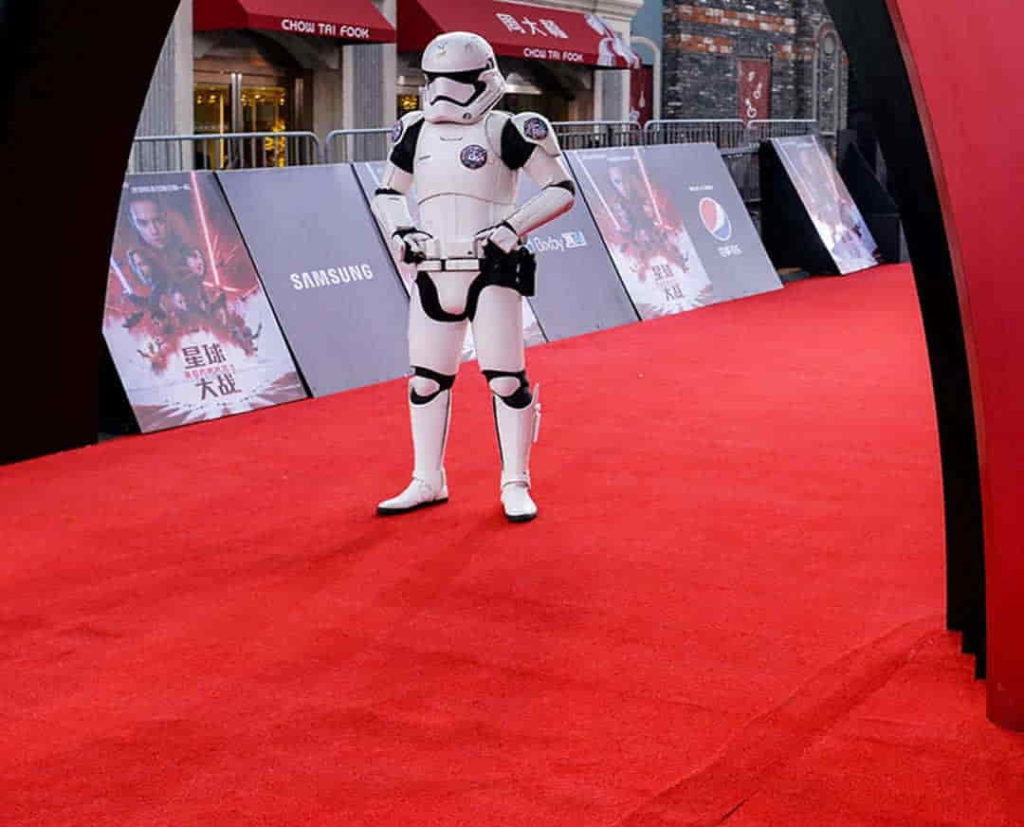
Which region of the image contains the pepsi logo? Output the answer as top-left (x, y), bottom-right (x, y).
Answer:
top-left (699, 197), bottom-right (733, 242)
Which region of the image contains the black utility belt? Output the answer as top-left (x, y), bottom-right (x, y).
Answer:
top-left (416, 243), bottom-right (536, 298)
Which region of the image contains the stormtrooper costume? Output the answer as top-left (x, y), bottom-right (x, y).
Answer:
top-left (372, 32), bottom-right (575, 522)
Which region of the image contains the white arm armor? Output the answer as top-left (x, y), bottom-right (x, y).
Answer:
top-left (370, 112), bottom-right (424, 240)
top-left (500, 113), bottom-right (575, 237)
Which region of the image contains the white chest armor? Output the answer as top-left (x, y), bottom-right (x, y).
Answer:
top-left (414, 114), bottom-right (520, 254)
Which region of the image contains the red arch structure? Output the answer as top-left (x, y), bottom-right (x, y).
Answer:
top-left (2, 0), bottom-right (1022, 727)
top-left (825, 0), bottom-right (1024, 730)
top-left (889, 0), bottom-right (1024, 730)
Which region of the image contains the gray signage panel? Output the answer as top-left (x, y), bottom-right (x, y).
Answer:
top-left (639, 143), bottom-right (783, 301)
top-left (569, 146), bottom-right (781, 320)
top-left (217, 165), bottom-right (410, 397)
top-left (518, 174), bottom-right (640, 340)
top-left (353, 161), bottom-right (636, 343)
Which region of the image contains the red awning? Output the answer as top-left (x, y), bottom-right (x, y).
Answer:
top-left (194, 0), bottom-right (395, 43)
top-left (398, 0), bottom-right (639, 68)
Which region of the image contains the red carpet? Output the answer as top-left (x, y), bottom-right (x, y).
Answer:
top-left (2, 264), bottom-right (1022, 825)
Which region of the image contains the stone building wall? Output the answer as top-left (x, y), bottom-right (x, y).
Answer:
top-left (662, 0), bottom-right (847, 130)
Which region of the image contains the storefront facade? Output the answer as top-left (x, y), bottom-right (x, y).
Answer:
top-left (135, 0), bottom-right (642, 165)
top-left (395, 0), bottom-right (642, 123)
top-left (193, 0), bottom-right (396, 141)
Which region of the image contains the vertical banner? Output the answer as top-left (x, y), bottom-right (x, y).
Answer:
top-left (216, 165), bottom-right (411, 397)
top-left (351, 161), bottom-right (546, 356)
top-left (568, 147), bottom-right (716, 319)
top-left (771, 135), bottom-right (882, 274)
top-left (738, 59), bottom-right (771, 122)
top-left (629, 65), bottom-right (654, 126)
top-left (639, 144), bottom-right (782, 302)
top-left (103, 172), bottom-right (306, 432)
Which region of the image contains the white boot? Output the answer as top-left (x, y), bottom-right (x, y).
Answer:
top-left (500, 481), bottom-right (537, 523)
top-left (377, 388), bottom-right (451, 516)
top-left (494, 390), bottom-right (540, 522)
top-left (377, 474), bottom-right (448, 515)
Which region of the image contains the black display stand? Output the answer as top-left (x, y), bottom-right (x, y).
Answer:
top-left (839, 139), bottom-right (906, 264)
top-left (758, 141), bottom-right (839, 276)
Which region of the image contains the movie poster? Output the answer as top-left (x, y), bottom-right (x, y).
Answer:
top-left (103, 172), bottom-right (306, 432)
top-left (568, 147), bottom-right (715, 320)
top-left (771, 136), bottom-right (882, 274)
top-left (638, 144), bottom-right (782, 303)
top-left (352, 162), bottom-right (547, 359)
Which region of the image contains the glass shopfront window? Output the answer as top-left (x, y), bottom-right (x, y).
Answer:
top-left (194, 31), bottom-right (308, 168)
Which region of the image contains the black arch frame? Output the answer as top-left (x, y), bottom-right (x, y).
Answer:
top-left (822, 0), bottom-right (985, 673)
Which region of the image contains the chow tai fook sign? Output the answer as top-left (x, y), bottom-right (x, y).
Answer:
top-left (279, 19), bottom-right (372, 39)
top-left (399, 0), bottom-right (640, 68)
top-left (194, 0), bottom-right (396, 43)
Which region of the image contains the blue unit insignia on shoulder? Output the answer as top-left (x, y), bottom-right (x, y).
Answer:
top-left (523, 117), bottom-right (549, 141)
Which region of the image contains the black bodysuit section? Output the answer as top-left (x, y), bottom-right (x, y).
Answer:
top-left (500, 118), bottom-right (537, 170)
top-left (415, 272), bottom-right (490, 323)
top-left (389, 118), bottom-right (425, 174)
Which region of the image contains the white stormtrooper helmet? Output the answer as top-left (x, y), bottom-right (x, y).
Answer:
top-left (421, 32), bottom-right (506, 124)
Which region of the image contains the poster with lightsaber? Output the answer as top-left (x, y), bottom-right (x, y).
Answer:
top-left (771, 135), bottom-right (882, 274)
top-left (103, 172), bottom-right (306, 432)
top-left (568, 147), bottom-right (715, 320)
top-left (636, 143), bottom-right (783, 303)
top-left (352, 161), bottom-right (547, 360)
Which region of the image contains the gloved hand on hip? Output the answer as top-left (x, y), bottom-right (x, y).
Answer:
top-left (391, 228), bottom-right (434, 264)
top-left (473, 221), bottom-right (520, 255)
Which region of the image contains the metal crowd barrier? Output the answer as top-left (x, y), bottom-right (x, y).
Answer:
top-left (323, 128), bottom-right (393, 164)
top-left (643, 119), bottom-right (750, 149)
top-left (129, 119), bottom-right (823, 173)
top-left (746, 119), bottom-right (819, 143)
top-left (128, 131), bottom-right (321, 173)
top-left (721, 146), bottom-right (761, 209)
top-left (551, 120), bottom-right (642, 150)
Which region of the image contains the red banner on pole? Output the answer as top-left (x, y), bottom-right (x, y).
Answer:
top-left (738, 59), bottom-right (771, 122)
top-left (629, 65), bottom-right (653, 126)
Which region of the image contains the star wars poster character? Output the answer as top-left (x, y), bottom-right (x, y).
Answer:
top-left (772, 135), bottom-right (882, 274)
top-left (570, 147), bottom-right (715, 319)
top-left (104, 172), bottom-right (306, 432)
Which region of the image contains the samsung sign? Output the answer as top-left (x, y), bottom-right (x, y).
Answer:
top-left (289, 264), bottom-right (375, 290)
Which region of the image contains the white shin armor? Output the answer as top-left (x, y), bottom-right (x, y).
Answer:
top-left (488, 373), bottom-right (539, 488)
top-left (409, 370), bottom-right (454, 489)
